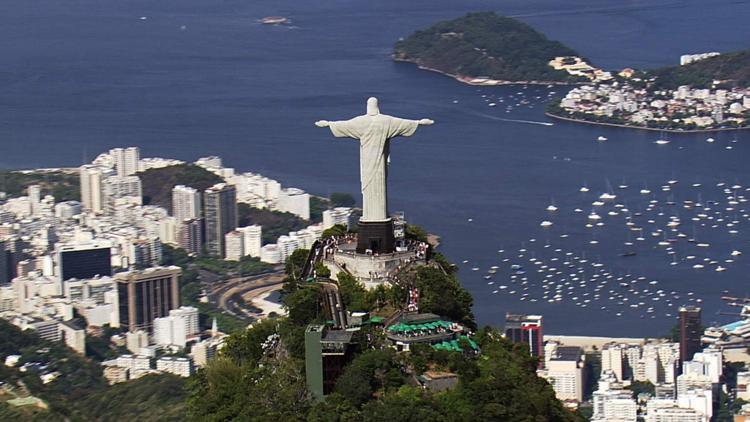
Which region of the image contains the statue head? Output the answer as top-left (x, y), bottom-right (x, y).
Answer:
top-left (367, 97), bottom-right (380, 116)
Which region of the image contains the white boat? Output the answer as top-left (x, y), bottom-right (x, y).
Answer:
top-left (546, 204), bottom-right (558, 212)
top-left (731, 250), bottom-right (742, 256)
top-left (600, 193), bottom-right (617, 201)
top-left (540, 221), bottom-right (553, 227)
top-left (588, 212), bottom-right (602, 221)
top-left (640, 188), bottom-right (651, 195)
top-left (597, 136), bottom-right (608, 141)
top-left (692, 264), bottom-right (705, 269)
top-left (579, 186), bottom-right (590, 193)
top-left (716, 266), bottom-right (727, 272)
top-left (488, 103), bottom-right (497, 107)
top-left (706, 137), bottom-right (715, 143)
top-left (655, 132), bottom-right (670, 145)
top-left (592, 200), bottom-right (605, 206)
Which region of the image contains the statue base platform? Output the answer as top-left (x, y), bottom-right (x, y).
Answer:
top-left (356, 219), bottom-right (395, 254)
top-left (327, 246), bottom-right (420, 290)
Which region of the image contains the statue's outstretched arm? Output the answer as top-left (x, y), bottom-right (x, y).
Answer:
top-left (316, 117), bottom-right (362, 139)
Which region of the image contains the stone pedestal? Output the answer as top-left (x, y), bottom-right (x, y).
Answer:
top-left (356, 219), bottom-right (395, 254)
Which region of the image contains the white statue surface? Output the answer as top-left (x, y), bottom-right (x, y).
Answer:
top-left (316, 97), bottom-right (433, 222)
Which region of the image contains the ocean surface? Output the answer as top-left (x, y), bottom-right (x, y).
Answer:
top-left (2, 0), bottom-right (750, 336)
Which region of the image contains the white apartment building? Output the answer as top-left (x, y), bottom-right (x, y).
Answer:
top-left (80, 165), bottom-right (109, 214)
top-left (153, 306), bottom-right (199, 348)
top-left (276, 235), bottom-right (299, 264)
top-left (322, 207), bottom-right (352, 230)
top-left (102, 176), bottom-right (142, 214)
top-left (277, 188), bottom-right (310, 220)
top-left (54, 201), bottom-right (82, 220)
top-left (592, 390), bottom-right (637, 422)
top-left (116, 354), bottom-right (151, 372)
top-left (238, 225), bottom-right (262, 258)
top-left (646, 406), bottom-right (706, 422)
top-left (110, 147), bottom-right (141, 177)
top-left (156, 356), bottom-right (193, 377)
top-left (538, 343), bottom-right (585, 403)
top-left (172, 185), bottom-right (201, 222)
top-left (224, 231), bottom-right (244, 261)
top-left (260, 244), bottom-right (281, 264)
top-left (154, 315), bottom-right (187, 348)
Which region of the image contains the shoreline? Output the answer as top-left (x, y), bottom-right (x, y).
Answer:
top-left (393, 57), bottom-right (575, 87)
top-left (545, 112), bottom-right (750, 134)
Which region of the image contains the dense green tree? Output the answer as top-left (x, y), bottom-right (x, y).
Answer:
top-left (285, 248), bottom-right (311, 280)
top-left (322, 224), bottom-right (349, 238)
top-left (414, 267), bottom-right (475, 329)
top-left (330, 192), bottom-right (356, 208)
top-left (394, 12), bottom-right (582, 82)
top-left (334, 349), bottom-right (404, 406)
top-left (221, 318), bottom-right (278, 365)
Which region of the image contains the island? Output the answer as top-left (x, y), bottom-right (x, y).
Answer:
top-left (393, 12), bottom-right (589, 85)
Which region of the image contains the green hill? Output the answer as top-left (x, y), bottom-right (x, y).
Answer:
top-left (138, 164), bottom-right (222, 212)
top-left (0, 170), bottom-right (79, 202)
top-left (394, 12), bottom-right (582, 82)
top-left (650, 50), bottom-right (750, 89)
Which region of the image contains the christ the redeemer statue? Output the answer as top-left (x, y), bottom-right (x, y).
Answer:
top-left (316, 97), bottom-right (433, 253)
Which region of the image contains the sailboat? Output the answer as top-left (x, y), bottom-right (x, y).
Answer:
top-left (655, 131), bottom-right (670, 145)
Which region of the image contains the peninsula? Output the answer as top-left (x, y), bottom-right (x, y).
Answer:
top-left (397, 13), bottom-right (750, 132)
top-left (547, 51), bottom-right (750, 132)
top-left (393, 12), bottom-right (588, 85)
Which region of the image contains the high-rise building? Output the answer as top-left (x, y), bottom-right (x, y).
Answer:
top-left (79, 165), bottom-right (106, 214)
top-left (504, 313), bottom-right (544, 362)
top-left (538, 343), bottom-right (585, 403)
top-left (679, 306), bottom-right (702, 365)
top-left (238, 225), bottom-right (262, 258)
top-left (172, 185), bottom-right (201, 222)
top-left (224, 231), bottom-right (244, 261)
top-left (277, 188), bottom-right (310, 220)
top-left (154, 306), bottom-right (199, 348)
top-left (131, 237), bottom-right (162, 268)
top-left (56, 241), bottom-right (112, 282)
top-left (102, 176), bottom-right (142, 214)
top-left (115, 266), bottom-right (181, 332)
top-left (178, 218), bottom-right (203, 255)
top-left (54, 201), bottom-right (82, 220)
top-left (601, 344), bottom-right (625, 381)
top-left (0, 240), bottom-right (9, 284)
top-left (110, 147), bottom-right (141, 177)
top-left (203, 183), bottom-right (237, 258)
top-left (27, 185), bottom-right (41, 215)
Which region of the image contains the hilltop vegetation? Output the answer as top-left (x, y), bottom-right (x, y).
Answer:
top-left (0, 320), bottom-right (187, 421)
top-left (0, 170), bottom-right (79, 202)
top-left (651, 50), bottom-right (750, 89)
top-left (138, 164), bottom-right (222, 211)
top-left (394, 12), bottom-right (582, 82)
top-left (187, 230), bottom-right (580, 421)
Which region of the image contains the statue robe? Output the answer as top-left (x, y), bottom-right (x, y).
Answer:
top-left (327, 114), bottom-right (419, 222)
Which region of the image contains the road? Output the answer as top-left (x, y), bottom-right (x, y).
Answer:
top-left (203, 269), bottom-right (286, 321)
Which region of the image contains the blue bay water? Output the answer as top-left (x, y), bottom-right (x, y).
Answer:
top-left (2, 0), bottom-right (750, 336)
